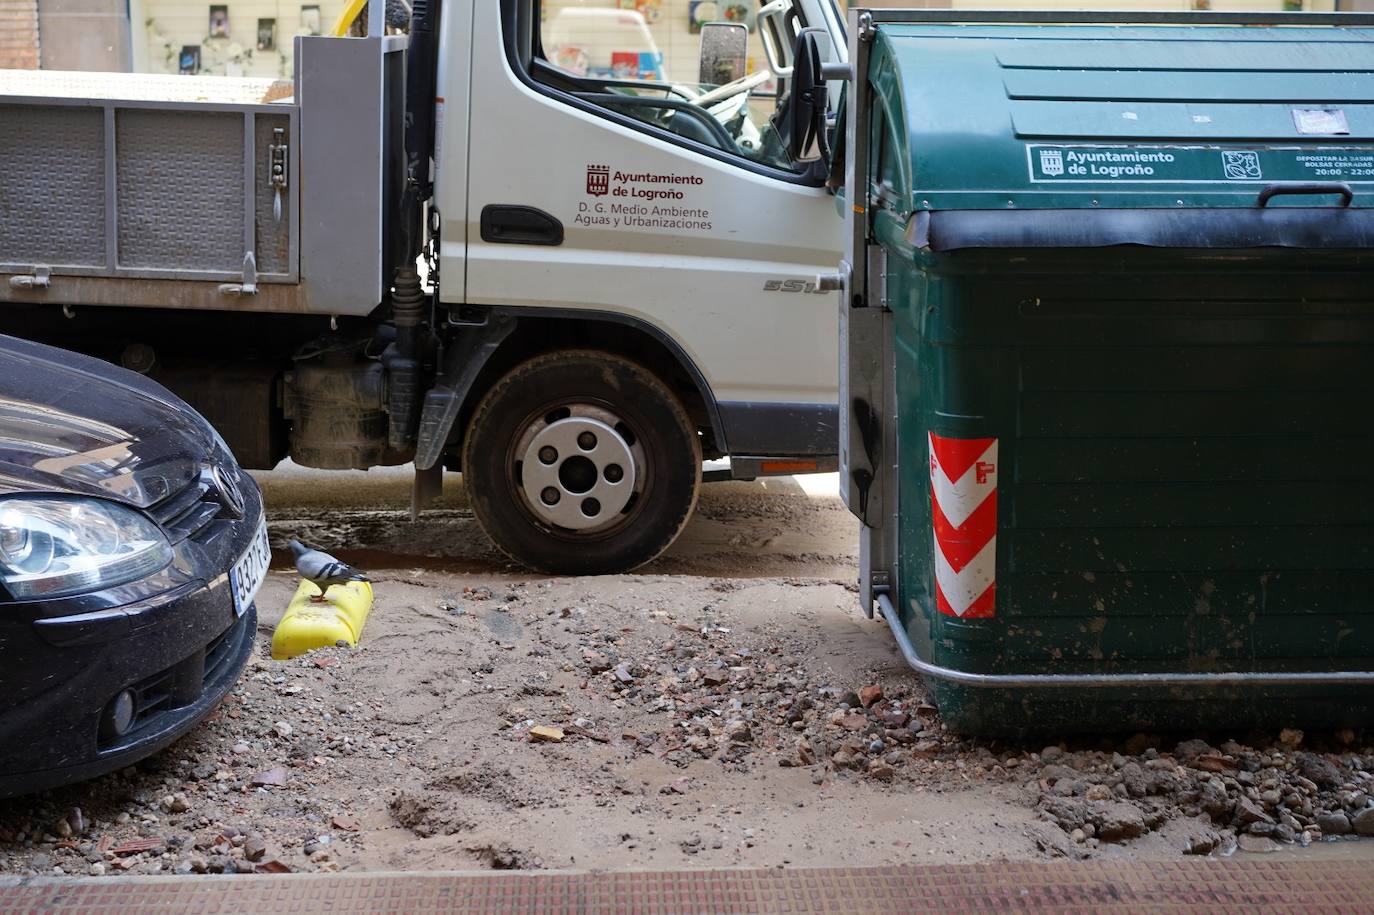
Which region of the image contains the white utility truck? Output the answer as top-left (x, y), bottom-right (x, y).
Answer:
top-left (0, 0), bottom-right (846, 573)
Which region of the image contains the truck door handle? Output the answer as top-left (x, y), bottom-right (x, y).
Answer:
top-left (480, 205), bottom-right (564, 246)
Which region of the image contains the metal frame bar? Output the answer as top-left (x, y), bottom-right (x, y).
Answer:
top-left (242, 110), bottom-right (256, 269)
top-left (839, 8), bottom-right (901, 620)
top-left (103, 107), bottom-right (118, 273)
top-left (879, 594), bottom-right (1374, 688)
top-left (860, 10), bottom-right (1374, 27)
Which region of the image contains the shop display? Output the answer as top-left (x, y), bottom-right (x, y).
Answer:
top-left (208, 4), bottom-right (229, 38)
top-left (178, 44), bottom-right (201, 73)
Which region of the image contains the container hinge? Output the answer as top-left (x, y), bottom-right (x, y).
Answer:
top-left (268, 127), bottom-right (289, 222)
top-left (8, 265), bottom-right (51, 290)
top-left (815, 267), bottom-right (847, 292)
top-left (857, 10), bottom-right (875, 41)
top-left (218, 252), bottom-right (259, 297)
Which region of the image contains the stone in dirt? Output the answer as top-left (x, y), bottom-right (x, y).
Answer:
top-left (1234, 797), bottom-right (1272, 828)
top-left (161, 793), bottom-right (190, 813)
top-left (243, 834), bottom-right (267, 862)
top-left (867, 760), bottom-right (895, 781)
top-left (839, 713), bottom-right (868, 732)
top-left (1183, 832), bottom-right (1224, 855)
top-left (1237, 834), bottom-right (1281, 854)
top-left (858, 685), bottom-right (884, 708)
top-left (1173, 739), bottom-right (1216, 762)
top-left (1119, 762), bottom-right (1149, 798)
top-left (529, 726), bottom-right (564, 743)
top-left (1191, 754), bottom-right (1234, 774)
top-left (725, 721), bottom-right (753, 744)
top-left (1294, 752), bottom-right (1344, 789)
top-left (1351, 807), bottom-right (1374, 837)
top-left (250, 766), bottom-right (289, 787)
top-left (1279, 728), bottom-right (1304, 749)
top-left (1094, 802), bottom-right (1146, 842)
top-left (880, 709), bottom-right (909, 728)
top-left (1317, 811), bottom-right (1352, 836)
top-left (331, 815), bottom-right (361, 832)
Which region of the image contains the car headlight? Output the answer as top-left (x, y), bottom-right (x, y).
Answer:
top-left (0, 498), bottom-right (173, 599)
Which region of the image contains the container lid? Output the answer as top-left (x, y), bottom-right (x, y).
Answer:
top-left (871, 19), bottom-right (1374, 247)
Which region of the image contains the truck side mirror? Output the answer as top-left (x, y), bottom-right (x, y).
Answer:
top-left (698, 22), bottom-right (748, 85)
top-left (786, 29), bottom-right (829, 165)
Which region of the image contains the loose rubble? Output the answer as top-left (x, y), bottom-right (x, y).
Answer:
top-left (1, 565), bottom-right (1372, 878)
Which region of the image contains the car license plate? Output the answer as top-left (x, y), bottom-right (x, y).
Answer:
top-left (230, 516), bottom-right (270, 618)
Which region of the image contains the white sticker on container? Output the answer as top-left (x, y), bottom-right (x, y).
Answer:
top-left (1293, 108), bottom-right (1350, 136)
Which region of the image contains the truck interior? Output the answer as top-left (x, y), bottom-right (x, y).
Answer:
top-left (506, 0), bottom-right (841, 175)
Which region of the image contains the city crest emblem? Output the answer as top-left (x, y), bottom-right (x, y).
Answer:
top-left (1039, 148), bottom-right (1065, 177)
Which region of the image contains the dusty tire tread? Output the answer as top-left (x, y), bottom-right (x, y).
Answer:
top-left (462, 349), bottom-right (701, 574)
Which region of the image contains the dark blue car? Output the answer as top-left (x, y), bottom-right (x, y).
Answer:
top-left (0, 335), bottom-right (267, 796)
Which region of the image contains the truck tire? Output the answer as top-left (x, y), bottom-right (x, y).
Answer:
top-left (462, 350), bottom-right (701, 574)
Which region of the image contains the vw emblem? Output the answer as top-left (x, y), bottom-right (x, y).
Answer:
top-left (209, 464), bottom-right (246, 520)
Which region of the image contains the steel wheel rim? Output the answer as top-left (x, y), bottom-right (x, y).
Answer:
top-left (509, 402), bottom-right (649, 537)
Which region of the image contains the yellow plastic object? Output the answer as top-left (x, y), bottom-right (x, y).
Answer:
top-left (329, 0), bottom-right (369, 36)
top-left (271, 579), bottom-right (374, 660)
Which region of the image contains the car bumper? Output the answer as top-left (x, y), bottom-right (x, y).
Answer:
top-left (0, 500), bottom-right (265, 798)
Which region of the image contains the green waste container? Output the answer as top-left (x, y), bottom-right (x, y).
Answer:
top-left (837, 10), bottom-right (1374, 736)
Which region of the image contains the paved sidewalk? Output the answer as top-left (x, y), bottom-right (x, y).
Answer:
top-left (2, 858), bottom-right (1371, 913)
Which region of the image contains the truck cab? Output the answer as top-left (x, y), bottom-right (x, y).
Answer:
top-left (0, 0), bottom-right (847, 573)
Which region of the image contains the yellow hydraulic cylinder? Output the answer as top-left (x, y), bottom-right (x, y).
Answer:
top-left (271, 579), bottom-right (374, 660)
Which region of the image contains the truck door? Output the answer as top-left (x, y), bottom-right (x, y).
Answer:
top-left (461, 0), bottom-right (845, 447)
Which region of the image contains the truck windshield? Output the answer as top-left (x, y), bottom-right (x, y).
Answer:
top-left (536, 0), bottom-right (797, 171)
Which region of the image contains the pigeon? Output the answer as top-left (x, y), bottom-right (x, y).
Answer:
top-left (288, 540), bottom-right (369, 599)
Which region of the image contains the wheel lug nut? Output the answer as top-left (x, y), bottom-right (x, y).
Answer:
top-left (541, 487), bottom-right (560, 505)
top-left (538, 446), bottom-right (558, 465)
top-left (577, 431), bottom-right (597, 450)
top-left (604, 464), bottom-right (624, 483)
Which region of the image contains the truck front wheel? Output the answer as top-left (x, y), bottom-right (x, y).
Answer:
top-left (462, 350), bottom-right (701, 574)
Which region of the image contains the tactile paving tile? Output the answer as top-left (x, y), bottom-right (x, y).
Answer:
top-left (1, 858), bottom-right (1372, 914)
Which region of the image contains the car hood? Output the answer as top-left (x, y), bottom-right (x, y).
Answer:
top-left (0, 336), bottom-right (212, 508)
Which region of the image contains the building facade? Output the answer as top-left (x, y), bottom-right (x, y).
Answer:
top-left (2, 0), bottom-right (1371, 74)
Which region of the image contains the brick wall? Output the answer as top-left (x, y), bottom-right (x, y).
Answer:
top-left (0, 0), bottom-right (39, 68)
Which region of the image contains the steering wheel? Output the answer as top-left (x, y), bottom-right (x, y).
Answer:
top-left (690, 69), bottom-right (772, 108)
top-left (575, 92), bottom-right (739, 150)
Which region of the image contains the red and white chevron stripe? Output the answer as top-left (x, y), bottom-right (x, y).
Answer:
top-left (929, 433), bottom-right (998, 619)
